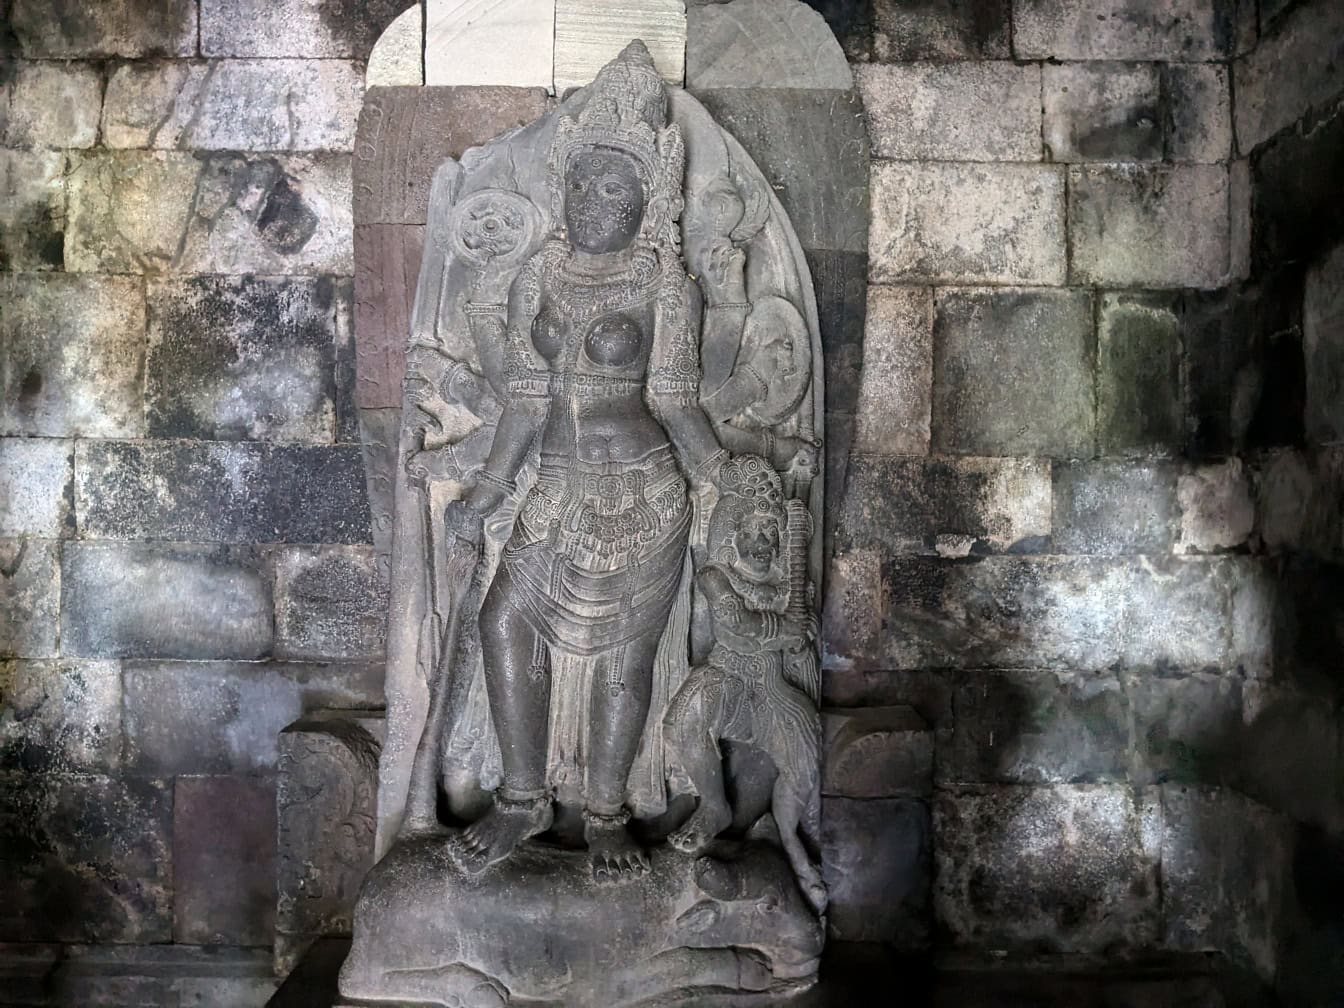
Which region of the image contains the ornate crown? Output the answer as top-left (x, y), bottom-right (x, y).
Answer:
top-left (708, 455), bottom-right (786, 566)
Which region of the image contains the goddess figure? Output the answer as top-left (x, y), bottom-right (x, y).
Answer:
top-left (445, 43), bottom-right (724, 879)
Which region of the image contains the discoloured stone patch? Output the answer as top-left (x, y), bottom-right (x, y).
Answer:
top-left (174, 776), bottom-right (278, 945)
top-left (0, 539), bottom-right (60, 659)
top-left (1014, 0), bottom-right (1237, 61)
top-left (1163, 63), bottom-right (1232, 163)
top-left (147, 276), bottom-right (340, 442)
top-left (859, 62), bottom-right (1040, 162)
top-left (1068, 164), bottom-right (1230, 289)
top-left (1304, 241), bottom-right (1344, 444)
top-left (822, 796), bottom-right (930, 948)
top-left (201, 0), bottom-right (405, 59)
top-left (932, 287), bottom-right (1093, 457)
top-left (76, 440), bottom-right (372, 545)
top-left (60, 541), bottom-right (273, 660)
top-left (1127, 671), bottom-right (1242, 786)
top-left (103, 60), bottom-right (363, 152)
top-left (0, 61), bottom-right (102, 148)
top-left (0, 150), bottom-right (68, 272)
top-left (1052, 459), bottom-right (1179, 555)
top-left (0, 659), bottom-right (122, 773)
top-left (275, 546), bottom-right (386, 660)
top-left (869, 0), bottom-right (1011, 61)
top-left (0, 438), bottom-right (73, 539)
top-left (1176, 460), bottom-right (1254, 553)
top-left (839, 455), bottom-right (1051, 555)
top-left (870, 163), bottom-right (1066, 285)
top-left (7, 0), bottom-right (197, 57)
top-left (0, 274), bottom-right (146, 439)
top-left (122, 660), bottom-right (382, 775)
top-left (1042, 62), bottom-right (1161, 163)
top-left (0, 772), bottom-right (172, 943)
top-left (935, 785), bottom-right (1161, 952)
top-left (686, 0), bottom-right (850, 90)
top-left (804, 250), bottom-right (868, 416)
top-left (1097, 291), bottom-right (1182, 456)
top-left (853, 285), bottom-right (931, 455)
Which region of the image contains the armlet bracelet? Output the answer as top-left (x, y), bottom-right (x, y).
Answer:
top-left (464, 301), bottom-right (507, 317)
top-left (475, 468), bottom-right (516, 495)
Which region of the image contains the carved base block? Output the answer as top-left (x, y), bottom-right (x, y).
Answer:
top-left (338, 835), bottom-right (821, 1007)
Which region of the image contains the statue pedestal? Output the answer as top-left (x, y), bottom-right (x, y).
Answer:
top-left (337, 834), bottom-right (822, 1007)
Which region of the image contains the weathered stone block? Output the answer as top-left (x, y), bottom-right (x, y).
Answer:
top-left (146, 275), bottom-right (340, 442)
top-left (1014, 0), bottom-right (1237, 60)
top-left (0, 150), bottom-right (67, 272)
top-left (0, 539), bottom-right (59, 659)
top-left (1126, 671), bottom-right (1242, 786)
top-left (870, 163), bottom-right (1066, 285)
top-left (694, 89), bottom-right (869, 254)
top-left (353, 225), bottom-right (424, 409)
top-left (686, 0), bottom-right (850, 90)
top-left (822, 706), bottom-right (931, 798)
top-left (44, 945), bottom-right (279, 1008)
top-left (821, 797), bottom-right (929, 948)
top-left (1250, 98), bottom-right (1344, 275)
top-left (1254, 448), bottom-right (1344, 561)
top-left (932, 288), bottom-right (1093, 457)
top-left (103, 60), bottom-right (363, 152)
top-left (76, 440), bottom-right (372, 545)
top-left (354, 87), bottom-right (552, 226)
top-left (1238, 683), bottom-right (1342, 831)
top-left (174, 776), bottom-right (277, 946)
top-left (0, 773), bottom-right (172, 943)
top-left (935, 785), bottom-right (1161, 952)
top-left (65, 151), bottom-right (354, 276)
top-left (60, 541), bottom-right (272, 661)
top-left (201, 0), bottom-right (404, 58)
top-left (0, 659), bottom-right (121, 774)
top-left (819, 546), bottom-right (884, 671)
top-left (1160, 786), bottom-right (1290, 979)
top-left (334, 278), bottom-right (360, 445)
top-left (367, 6), bottom-right (423, 86)
top-left (1176, 460), bottom-right (1254, 553)
top-left (1042, 62), bottom-right (1161, 163)
top-left (0, 437), bottom-right (73, 539)
top-left (852, 285), bottom-right (930, 455)
top-left (1122, 556), bottom-right (1235, 669)
top-left (838, 455), bottom-right (1051, 555)
top-left (1234, 0), bottom-right (1344, 153)
top-left (1052, 459), bottom-right (1178, 555)
top-left (555, 0), bottom-right (685, 91)
top-left (1097, 291), bottom-right (1183, 455)
top-left (0, 61), bottom-right (102, 148)
top-left (858, 62), bottom-right (1040, 162)
top-left (123, 661), bottom-right (382, 775)
top-left (869, 0), bottom-right (1010, 60)
top-left (948, 672), bottom-right (1129, 785)
top-left (804, 250), bottom-right (868, 416)
top-left (425, 0), bottom-right (554, 88)
top-left (276, 716), bottom-right (381, 975)
top-left (0, 274), bottom-right (146, 439)
top-left (275, 546), bottom-right (386, 661)
top-left (7, 0), bottom-right (196, 57)
top-left (1068, 164), bottom-right (1230, 289)
top-left (1304, 242), bottom-right (1344, 444)
top-left (1163, 63), bottom-right (1232, 163)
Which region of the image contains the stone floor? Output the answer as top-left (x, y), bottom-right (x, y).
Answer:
top-left (270, 940), bottom-right (1277, 1008)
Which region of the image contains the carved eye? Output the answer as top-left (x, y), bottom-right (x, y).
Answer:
top-left (590, 156), bottom-right (603, 168)
top-left (602, 181), bottom-right (626, 198)
top-left (571, 179), bottom-right (584, 192)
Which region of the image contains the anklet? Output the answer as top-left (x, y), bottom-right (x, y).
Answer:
top-left (582, 807), bottom-right (631, 827)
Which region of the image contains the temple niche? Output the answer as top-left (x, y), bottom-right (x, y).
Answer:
top-left (339, 40), bottom-right (828, 1007)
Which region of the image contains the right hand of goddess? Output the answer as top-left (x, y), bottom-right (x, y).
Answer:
top-left (463, 478), bottom-right (507, 517)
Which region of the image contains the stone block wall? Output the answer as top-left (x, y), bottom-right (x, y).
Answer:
top-left (0, 0), bottom-right (395, 949)
top-left (816, 0), bottom-right (1344, 991)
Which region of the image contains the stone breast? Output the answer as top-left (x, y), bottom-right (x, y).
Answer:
top-left (584, 313), bottom-right (643, 369)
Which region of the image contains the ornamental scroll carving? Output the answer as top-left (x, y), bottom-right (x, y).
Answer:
top-left (342, 41), bottom-right (826, 1007)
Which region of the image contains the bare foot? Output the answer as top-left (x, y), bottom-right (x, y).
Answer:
top-left (449, 798), bottom-right (552, 873)
top-left (667, 799), bottom-right (731, 855)
top-left (586, 817), bottom-right (650, 882)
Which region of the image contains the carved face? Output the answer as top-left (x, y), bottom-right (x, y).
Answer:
top-left (564, 146), bottom-right (645, 253)
top-left (733, 511), bottom-right (781, 581)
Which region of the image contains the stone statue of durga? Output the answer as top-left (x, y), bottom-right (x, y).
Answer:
top-left (342, 41), bottom-right (828, 1008)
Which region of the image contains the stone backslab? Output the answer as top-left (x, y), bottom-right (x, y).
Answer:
top-left (554, 0), bottom-right (686, 92)
top-left (353, 225), bottom-right (425, 410)
top-left (1042, 62), bottom-right (1161, 163)
top-left (0, 61), bottom-right (102, 148)
top-left (173, 776), bottom-right (278, 946)
top-left (201, 0), bottom-right (405, 59)
top-left (75, 440), bottom-right (371, 545)
top-left (804, 250), bottom-right (868, 416)
top-left (7, 0), bottom-right (197, 57)
top-left (0, 274), bottom-right (146, 439)
top-left (426, 0), bottom-right (555, 88)
top-left (686, 0), bottom-right (851, 90)
top-left (852, 285), bottom-right (931, 455)
top-left (0, 150), bottom-right (67, 272)
top-left (122, 661), bottom-right (383, 776)
top-left (0, 659), bottom-right (122, 775)
top-left (102, 60), bottom-right (364, 152)
top-left (0, 438), bottom-right (73, 539)
top-left (870, 163), bottom-right (1066, 285)
top-left (146, 275), bottom-right (342, 443)
top-left (367, 6), bottom-right (423, 87)
top-left (0, 539), bottom-right (60, 659)
top-left (60, 541), bottom-right (273, 661)
top-left (858, 63), bottom-right (1040, 162)
top-left (931, 287), bottom-right (1093, 457)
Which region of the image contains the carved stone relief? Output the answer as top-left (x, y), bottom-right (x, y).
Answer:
top-left (341, 41), bottom-right (826, 1006)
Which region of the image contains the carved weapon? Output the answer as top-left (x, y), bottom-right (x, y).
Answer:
top-left (783, 498), bottom-right (819, 705)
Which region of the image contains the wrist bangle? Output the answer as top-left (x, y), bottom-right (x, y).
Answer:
top-left (464, 301), bottom-right (507, 317)
top-left (475, 468), bottom-right (515, 494)
top-left (707, 301), bottom-right (750, 312)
